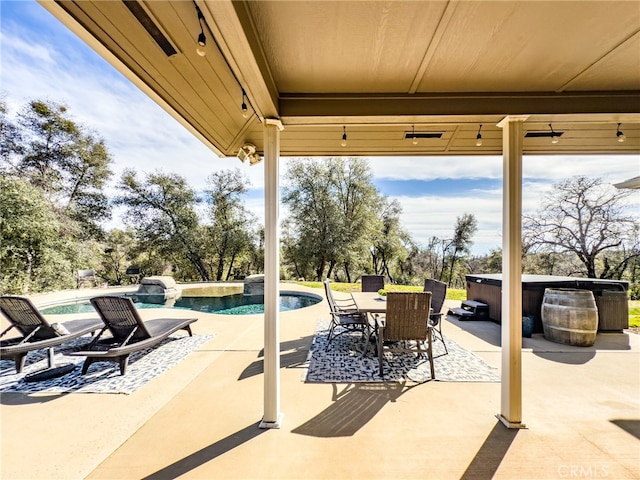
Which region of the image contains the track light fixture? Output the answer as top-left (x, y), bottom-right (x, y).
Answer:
top-left (412, 125), bottom-right (418, 145)
top-left (195, 4), bottom-right (206, 56)
top-left (476, 125), bottom-right (483, 147)
top-left (341, 126), bottom-right (347, 147)
top-left (241, 89), bottom-right (249, 118)
top-left (616, 123), bottom-right (626, 143)
top-left (237, 143), bottom-right (261, 165)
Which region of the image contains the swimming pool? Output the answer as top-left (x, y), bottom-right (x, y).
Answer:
top-left (40, 292), bottom-right (322, 315)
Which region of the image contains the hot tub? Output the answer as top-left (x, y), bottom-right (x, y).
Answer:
top-left (465, 274), bottom-right (629, 332)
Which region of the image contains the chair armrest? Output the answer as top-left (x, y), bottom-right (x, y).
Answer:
top-left (334, 297), bottom-right (358, 308)
top-left (429, 311), bottom-right (443, 326)
top-left (374, 313), bottom-right (385, 329)
top-left (335, 307), bottom-right (361, 316)
top-left (0, 324), bottom-right (16, 338)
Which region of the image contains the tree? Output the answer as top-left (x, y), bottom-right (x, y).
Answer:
top-left (523, 176), bottom-right (639, 278)
top-left (445, 213), bottom-right (477, 285)
top-left (330, 158), bottom-right (381, 282)
top-left (469, 248), bottom-right (502, 275)
top-left (283, 158), bottom-right (341, 281)
top-left (204, 169), bottom-right (259, 280)
top-left (0, 98), bottom-right (22, 166)
top-left (370, 197), bottom-right (409, 283)
top-left (282, 157), bottom-right (381, 281)
top-left (100, 229), bottom-right (139, 285)
top-left (10, 100), bottom-right (112, 238)
top-left (0, 177), bottom-right (74, 293)
top-left (115, 169), bottom-right (210, 281)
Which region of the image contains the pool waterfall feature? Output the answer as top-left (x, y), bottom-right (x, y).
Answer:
top-left (130, 276), bottom-right (182, 306)
top-left (243, 274), bottom-right (265, 296)
top-left (133, 274), bottom-right (265, 305)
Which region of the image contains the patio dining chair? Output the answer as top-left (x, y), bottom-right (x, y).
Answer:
top-left (361, 275), bottom-right (385, 293)
top-left (375, 291), bottom-right (435, 379)
top-left (424, 278), bottom-right (448, 355)
top-left (323, 280), bottom-right (370, 350)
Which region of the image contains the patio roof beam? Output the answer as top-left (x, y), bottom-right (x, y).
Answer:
top-left (278, 92), bottom-right (640, 119)
top-left (200, 0), bottom-right (279, 120)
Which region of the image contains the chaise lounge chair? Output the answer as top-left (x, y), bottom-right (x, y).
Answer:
top-left (0, 296), bottom-right (103, 381)
top-left (69, 296), bottom-right (198, 375)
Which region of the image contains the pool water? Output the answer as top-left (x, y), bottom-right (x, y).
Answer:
top-left (40, 293), bottom-right (321, 315)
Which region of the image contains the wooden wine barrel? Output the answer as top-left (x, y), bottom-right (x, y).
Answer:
top-left (541, 289), bottom-right (598, 346)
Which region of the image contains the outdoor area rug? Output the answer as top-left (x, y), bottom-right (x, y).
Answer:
top-left (303, 319), bottom-right (499, 383)
top-left (0, 333), bottom-right (214, 394)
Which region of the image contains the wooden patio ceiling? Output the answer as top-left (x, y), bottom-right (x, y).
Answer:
top-left (41, 0), bottom-right (640, 158)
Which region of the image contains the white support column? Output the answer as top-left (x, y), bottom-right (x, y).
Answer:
top-left (497, 115), bottom-right (528, 429)
top-left (259, 118), bottom-right (284, 429)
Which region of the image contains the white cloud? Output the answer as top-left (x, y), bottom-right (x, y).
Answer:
top-left (368, 156), bottom-right (503, 180)
top-left (367, 154), bottom-right (639, 184)
top-left (392, 194), bottom-right (503, 254)
top-left (523, 155), bottom-right (639, 184)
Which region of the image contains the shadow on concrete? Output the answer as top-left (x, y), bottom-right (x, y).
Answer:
top-left (142, 422), bottom-right (267, 480)
top-left (446, 315), bottom-right (502, 347)
top-left (238, 336), bottom-right (312, 380)
top-left (0, 392), bottom-right (65, 405)
top-left (291, 382), bottom-right (413, 437)
top-left (449, 310), bottom-right (632, 359)
top-left (530, 332), bottom-right (632, 364)
top-left (460, 421), bottom-right (520, 480)
top-left (532, 351), bottom-right (595, 364)
top-left (256, 336), bottom-right (314, 358)
top-left (611, 419), bottom-right (640, 440)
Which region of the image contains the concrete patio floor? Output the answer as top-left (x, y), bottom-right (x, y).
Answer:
top-left (1, 284), bottom-right (639, 479)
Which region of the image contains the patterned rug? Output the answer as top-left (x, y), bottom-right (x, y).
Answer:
top-left (0, 334), bottom-right (214, 394)
top-left (303, 319), bottom-right (499, 383)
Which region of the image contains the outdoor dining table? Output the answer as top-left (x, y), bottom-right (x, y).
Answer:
top-left (350, 292), bottom-right (388, 356)
top-left (350, 291), bottom-right (388, 315)
top-left (351, 291), bottom-right (433, 316)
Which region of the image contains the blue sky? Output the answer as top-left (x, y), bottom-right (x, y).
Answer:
top-left (2, 1), bottom-right (638, 255)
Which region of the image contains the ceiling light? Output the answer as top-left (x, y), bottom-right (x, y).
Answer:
top-left (195, 5), bottom-right (206, 56)
top-left (476, 125), bottom-right (483, 147)
top-left (241, 89), bottom-right (249, 118)
top-left (617, 123), bottom-right (626, 143)
top-left (341, 126), bottom-right (347, 147)
top-left (412, 125), bottom-right (418, 145)
top-left (550, 124), bottom-right (560, 144)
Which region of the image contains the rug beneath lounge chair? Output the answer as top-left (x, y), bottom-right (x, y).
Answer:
top-left (303, 319), bottom-right (499, 383)
top-left (0, 333), bottom-right (214, 394)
